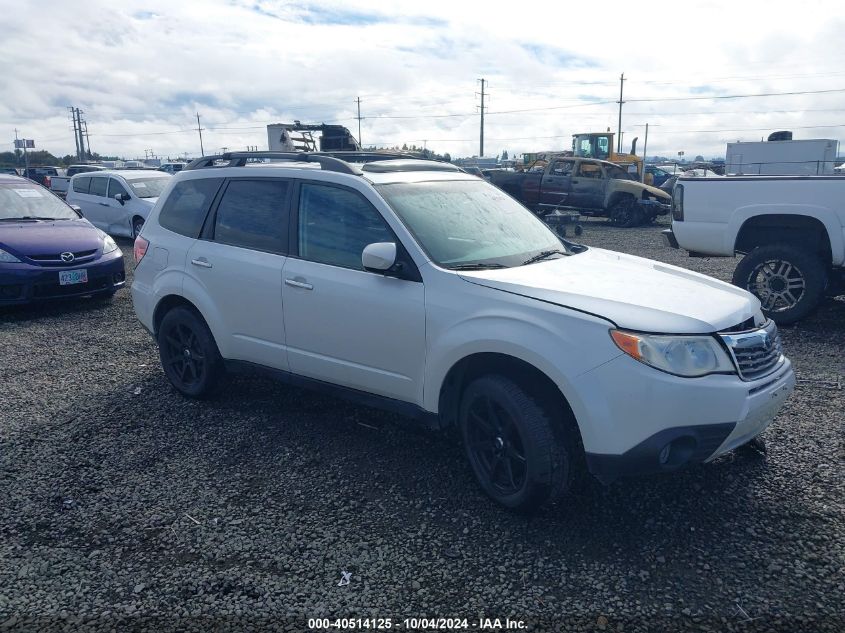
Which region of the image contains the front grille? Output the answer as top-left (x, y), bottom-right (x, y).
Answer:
top-left (32, 276), bottom-right (110, 298)
top-left (719, 320), bottom-right (783, 381)
top-left (29, 249), bottom-right (97, 266)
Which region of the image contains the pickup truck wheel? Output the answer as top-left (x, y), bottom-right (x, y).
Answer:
top-left (733, 244), bottom-right (827, 325)
top-left (459, 375), bottom-right (571, 513)
top-left (609, 199), bottom-right (642, 228)
top-left (157, 307), bottom-right (224, 398)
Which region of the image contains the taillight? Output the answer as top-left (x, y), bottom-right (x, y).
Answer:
top-left (134, 235), bottom-right (149, 267)
top-left (44, 176), bottom-right (52, 188)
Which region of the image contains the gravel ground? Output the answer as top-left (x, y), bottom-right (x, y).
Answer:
top-left (1, 219), bottom-right (842, 633)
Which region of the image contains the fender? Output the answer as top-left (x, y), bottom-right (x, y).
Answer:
top-left (178, 273), bottom-right (232, 357)
top-left (423, 310), bottom-right (619, 438)
top-left (728, 204), bottom-right (842, 265)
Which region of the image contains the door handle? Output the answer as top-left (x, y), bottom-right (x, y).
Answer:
top-left (285, 278), bottom-right (313, 290)
top-left (191, 258), bottom-right (213, 269)
top-left (98, 202), bottom-right (109, 206)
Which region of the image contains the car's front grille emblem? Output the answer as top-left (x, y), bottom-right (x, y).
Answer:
top-left (60, 252), bottom-right (75, 263)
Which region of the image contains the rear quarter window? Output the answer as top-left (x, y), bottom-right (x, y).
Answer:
top-left (158, 178), bottom-right (223, 238)
top-left (73, 176), bottom-right (91, 193)
top-left (89, 177), bottom-right (108, 197)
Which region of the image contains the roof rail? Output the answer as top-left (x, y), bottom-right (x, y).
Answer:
top-left (183, 152), bottom-right (362, 175)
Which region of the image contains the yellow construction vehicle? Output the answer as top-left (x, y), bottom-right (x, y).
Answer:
top-left (571, 132), bottom-right (652, 184)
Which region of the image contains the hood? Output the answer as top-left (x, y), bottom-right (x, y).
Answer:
top-left (458, 247), bottom-right (761, 333)
top-left (0, 219), bottom-right (102, 257)
top-left (643, 183), bottom-right (670, 199)
top-left (613, 179), bottom-right (670, 201)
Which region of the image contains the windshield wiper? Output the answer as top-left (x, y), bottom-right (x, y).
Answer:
top-left (0, 216), bottom-right (61, 222)
top-left (448, 262), bottom-right (508, 270)
top-left (522, 249), bottom-right (568, 266)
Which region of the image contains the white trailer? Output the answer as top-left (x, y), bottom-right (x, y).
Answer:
top-left (726, 138), bottom-right (839, 175)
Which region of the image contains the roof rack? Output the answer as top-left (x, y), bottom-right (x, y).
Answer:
top-left (183, 152), bottom-right (362, 175)
top-left (183, 151), bottom-right (464, 176)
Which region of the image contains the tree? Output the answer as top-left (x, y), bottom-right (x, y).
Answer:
top-left (402, 143), bottom-right (408, 150)
top-left (502, 150), bottom-right (509, 160)
top-left (444, 153), bottom-right (452, 162)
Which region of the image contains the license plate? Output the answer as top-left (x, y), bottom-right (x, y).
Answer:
top-left (58, 269), bottom-right (88, 286)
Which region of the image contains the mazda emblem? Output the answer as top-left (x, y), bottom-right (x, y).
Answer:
top-left (60, 252), bottom-right (75, 263)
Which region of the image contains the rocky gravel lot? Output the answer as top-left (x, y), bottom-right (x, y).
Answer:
top-left (0, 219), bottom-right (842, 633)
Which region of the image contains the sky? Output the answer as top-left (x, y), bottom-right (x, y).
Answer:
top-left (1, 0), bottom-right (844, 162)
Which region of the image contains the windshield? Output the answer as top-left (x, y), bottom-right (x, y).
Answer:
top-left (0, 184), bottom-right (77, 220)
top-left (377, 180), bottom-right (569, 269)
top-left (126, 176), bottom-right (170, 198)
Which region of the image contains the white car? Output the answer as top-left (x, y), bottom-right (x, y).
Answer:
top-left (66, 170), bottom-right (172, 238)
top-left (131, 153), bottom-right (795, 512)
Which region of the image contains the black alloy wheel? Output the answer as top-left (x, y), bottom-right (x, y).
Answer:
top-left (459, 375), bottom-right (575, 513)
top-left (464, 394), bottom-right (529, 497)
top-left (157, 307), bottom-right (223, 398)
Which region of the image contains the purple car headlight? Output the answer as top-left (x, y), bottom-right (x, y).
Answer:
top-left (0, 247), bottom-right (21, 263)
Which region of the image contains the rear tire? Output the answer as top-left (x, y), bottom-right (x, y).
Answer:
top-left (459, 375), bottom-right (575, 513)
top-left (732, 244), bottom-right (827, 325)
top-left (157, 307), bottom-right (224, 398)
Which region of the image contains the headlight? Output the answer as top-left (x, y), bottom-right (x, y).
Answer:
top-left (101, 233), bottom-right (120, 255)
top-left (610, 329), bottom-right (735, 377)
top-left (0, 247), bottom-right (21, 263)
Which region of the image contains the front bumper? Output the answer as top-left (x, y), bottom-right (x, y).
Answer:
top-left (571, 353), bottom-right (795, 484)
top-left (637, 199), bottom-right (671, 216)
top-left (0, 253), bottom-right (125, 305)
top-left (661, 228), bottom-right (679, 248)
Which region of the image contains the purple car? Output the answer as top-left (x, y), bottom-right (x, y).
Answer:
top-left (0, 175), bottom-right (125, 305)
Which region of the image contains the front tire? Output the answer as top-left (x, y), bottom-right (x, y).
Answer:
top-left (132, 217), bottom-right (145, 239)
top-left (157, 307), bottom-right (224, 398)
top-left (732, 244), bottom-right (827, 325)
top-left (608, 198), bottom-right (642, 228)
top-left (459, 375), bottom-right (573, 513)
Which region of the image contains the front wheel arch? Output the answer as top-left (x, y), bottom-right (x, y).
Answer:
top-left (438, 353), bottom-right (583, 445)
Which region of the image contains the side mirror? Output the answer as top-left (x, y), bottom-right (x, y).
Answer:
top-left (114, 193), bottom-right (128, 204)
top-left (70, 204), bottom-right (83, 218)
top-left (362, 242), bottom-right (397, 272)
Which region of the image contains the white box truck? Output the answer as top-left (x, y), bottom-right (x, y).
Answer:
top-left (726, 137), bottom-right (839, 175)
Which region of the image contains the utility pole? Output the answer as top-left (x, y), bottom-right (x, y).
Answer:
top-left (68, 107), bottom-right (80, 159)
top-left (13, 128), bottom-right (21, 168)
top-left (617, 73), bottom-right (625, 154)
top-left (75, 108), bottom-right (86, 162)
top-left (355, 97), bottom-right (362, 147)
top-left (641, 123), bottom-right (649, 183)
top-left (196, 113), bottom-right (205, 156)
top-left (477, 78), bottom-right (486, 157)
top-left (83, 118), bottom-right (91, 159)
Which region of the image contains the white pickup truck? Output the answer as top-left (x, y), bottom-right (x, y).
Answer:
top-left (663, 175), bottom-right (845, 323)
top-left (49, 164), bottom-right (107, 198)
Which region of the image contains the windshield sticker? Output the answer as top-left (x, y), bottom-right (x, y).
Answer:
top-left (14, 189), bottom-right (44, 198)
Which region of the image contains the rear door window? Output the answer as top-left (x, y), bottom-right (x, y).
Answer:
top-left (212, 179), bottom-right (289, 253)
top-left (89, 177), bottom-right (108, 197)
top-left (158, 178), bottom-right (223, 238)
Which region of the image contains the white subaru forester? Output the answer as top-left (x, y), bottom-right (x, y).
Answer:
top-left (132, 152), bottom-right (795, 512)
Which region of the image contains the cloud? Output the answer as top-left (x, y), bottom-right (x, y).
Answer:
top-left (0, 0), bottom-right (842, 161)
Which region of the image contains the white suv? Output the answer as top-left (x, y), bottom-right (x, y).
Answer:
top-left (131, 152), bottom-right (795, 512)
